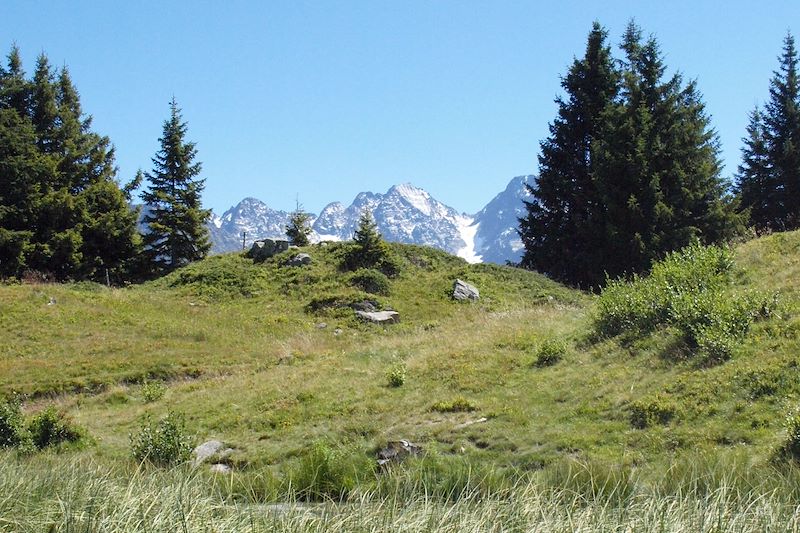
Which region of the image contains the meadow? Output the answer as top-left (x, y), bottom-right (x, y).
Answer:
top-left (2, 232), bottom-right (800, 531)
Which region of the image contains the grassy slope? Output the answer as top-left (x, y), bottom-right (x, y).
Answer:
top-left (1, 233), bottom-right (799, 475)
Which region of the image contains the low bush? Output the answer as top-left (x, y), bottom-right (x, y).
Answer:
top-left (140, 380), bottom-right (166, 403)
top-left (130, 411), bottom-right (193, 466)
top-left (783, 407), bottom-right (800, 460)
top-left (630, 395), bottom-right (677, 429)
top-left (349, 268), bottom-right (391, 295)
top-left (534, 339), bottom-right (567, 367)
top-left (286, 440), bottom-right (373, 501)
top-left (431, 397), bottom-right (477, 413)
top-left (27, 407), bottom-right (82, 449)
top-left (0, 396), bottom-right (25, 448)
top-left (594, 243), bottom-right (777, 363)
top-left (386, 363), bottom-right (406, 387)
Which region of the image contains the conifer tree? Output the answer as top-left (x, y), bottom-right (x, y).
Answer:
top-left (521, 22), bottom-right (740, 287)
top-left (140, 98), bottom-right (211, 276)
top-left (0, 47), bottom-right (139, 281)
top-left (285, 201), bottom-right (312, 246)
top-left (519, 22), bottom-right (619, 287)
top-left (737, 32), bottom-right (800, 230)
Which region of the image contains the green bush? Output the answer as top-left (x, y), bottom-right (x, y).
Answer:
top-left (349, 268), bottom-right (391, 295)
top-left (386, 363), bottom-right (406, 387)
top-left (27, 406), bottom-right (82, 449)
top-left (534, 339), bottom-right (567, 367)
top-left (0, 397), bottom-right (25, 448)
top-left (431, 397), bottom-right (477, 413)
top-left (630, 395), bottom-right (677, 429)
top-left (286, 440), bottom-right (373, 501)
top-left (130, 412), bottom-right (193, 466)
top-left (783, 408), bottom-right (800, 460)
top-left (140, 380), bottom-right (166, 403)
top-left (594, 243), bottom-right (776, 362)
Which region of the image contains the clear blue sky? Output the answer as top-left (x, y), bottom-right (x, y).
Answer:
top-left (3, 1), bottom-right (798, 215)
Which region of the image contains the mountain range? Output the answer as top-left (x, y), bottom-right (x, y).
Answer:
top-left (208, 175), bottom-right (535, 265)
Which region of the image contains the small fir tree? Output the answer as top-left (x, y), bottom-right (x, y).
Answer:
top-left (286, 201), bottom-right (312, 246)
top-left (140, 98), bottom-right (211, 277)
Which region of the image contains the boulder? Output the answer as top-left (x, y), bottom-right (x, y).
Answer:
top-left (356, 310), bottom-right (400, 324)
top-left (209, 463), bottom-right (232, 474)
top-left (351, 300), bottom-right (379, 313)
top-left (247, 239), bottom-right (289, 261)
top-left (192, 440), bottom-right (225, 466)
top-left (452, 279), bottom-right (480, 301)
top-left (287, 253), bottom-right (312, 267)
top-left (377, 440), bottom-right (423, 467)
top-left (192, 439), bottom-right (235, 467)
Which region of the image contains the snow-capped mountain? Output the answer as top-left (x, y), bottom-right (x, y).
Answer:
top-left (208, 197), bottom-right (297, 252)
top-left (471, 175), bottom-right (535, 264)
top-left (313, 184), bottom-right (476, 261)
top-left (205, 176), bottom-right (536, 265)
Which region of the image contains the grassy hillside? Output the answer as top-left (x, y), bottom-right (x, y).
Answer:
top-left (2, 233), bottom-right (800, 529)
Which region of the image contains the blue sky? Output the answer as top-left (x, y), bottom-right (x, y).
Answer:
top-left (3, 1), bottom-right (799, 215)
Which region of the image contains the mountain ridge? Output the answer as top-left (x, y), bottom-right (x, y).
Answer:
top-left (207, 176), bottom-right (536, 264)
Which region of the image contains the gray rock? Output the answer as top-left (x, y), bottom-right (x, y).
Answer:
top-left (351, 300), bottom-right (379, 312)
top-left (287, 253), bottom-right (312, 267)
top-left (315, 322), bottom-right (328, 329)
top-left (452, 279), bottom-right (480, 301)
top-left (356, 310), bottom-right (400, 324)
top-left (193, 440), bottom-right (225, 466)
top-left (377, 440), bottom-right (423, 467)
top-left (209, 463), bottom-right (232, 474)
top-left (247, 239), bottom-right (289, 261)
top-left (334, 328), bottom-right (343, 336)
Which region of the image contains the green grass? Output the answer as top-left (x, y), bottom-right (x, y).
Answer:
top-left (2, 233), bottom-right (800, 528)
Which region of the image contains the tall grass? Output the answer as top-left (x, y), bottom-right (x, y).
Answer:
top-left (3, 452), bottom-right (800, 532)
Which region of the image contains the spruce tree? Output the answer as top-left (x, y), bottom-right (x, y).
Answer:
top-left (0, 47), bottom-right (139, 281)
top-left (519, 22), bottom-right (619, 287)
top-left (285, 202), bottom-right (312, 246)
top-left (521, 22), bottom-right (740, 287)
top-left (737, 32), bottom-right (800, 230)
top-left (140, 98), bottom-right (211, 276)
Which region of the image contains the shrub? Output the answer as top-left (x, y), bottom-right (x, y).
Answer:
top-left (130, 412), bottom-right (193, 466)
top-left (140, 380), bottom-right (166, 403)
top-left (349, 268), bottom-right (391, 295)
top-left (0, 397), bottom-right (25, 448)
top-left (534, 339), bottom-right (567, 367)
top-left (286, 440), bottom-right (373, 501)
top-left (27, 406), bottom-right (82, 449)
top-left (783, 407), bottom-right (800, 460)
top-left (431, 397), bottom-right (477, 413)
top-left (630, 395), bottom-right (677, 429)
top-left (594, 243), bottom-right (776, 363)
top-left (386, 363), bottom-right (406, 387)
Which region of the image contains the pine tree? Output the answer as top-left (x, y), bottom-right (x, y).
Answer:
top-left (285, 201), bottom-right (312, 246)
top-left (140, 98), bottom-right (211, 276)
top-left (737, 32), bottom-right (800, 230)
top-left (519, 22), bottom-right (619, 287)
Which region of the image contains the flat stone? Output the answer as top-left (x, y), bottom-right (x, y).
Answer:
top-left (355, 310), bottom-right (400, 324)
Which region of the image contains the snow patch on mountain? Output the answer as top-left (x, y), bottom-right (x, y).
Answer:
top-left (455, 216), bottom-right (481, 264)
